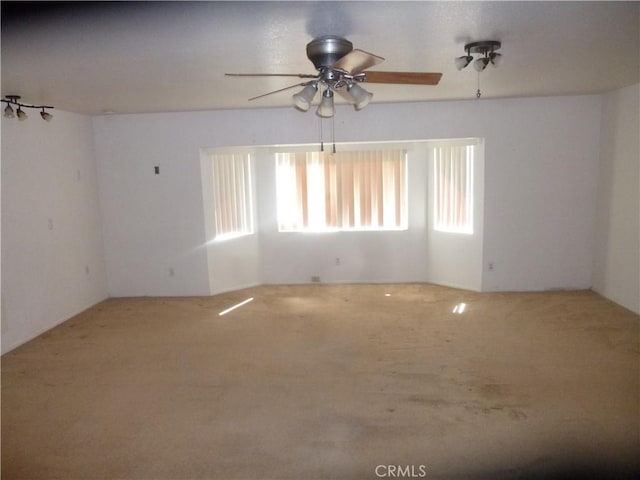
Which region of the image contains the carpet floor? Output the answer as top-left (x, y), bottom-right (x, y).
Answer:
top-left (1, 284), bottom-right (639, 479)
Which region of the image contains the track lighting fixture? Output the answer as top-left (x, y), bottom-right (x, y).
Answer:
top-left (455, 40), bottom-right (502, 98)
top-left (2, 95), bottom-right (54, 122)
top-left (456, 40), bottom-right (502, 71)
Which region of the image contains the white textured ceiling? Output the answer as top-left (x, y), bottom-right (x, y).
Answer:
top-left (2, 1), bottom-right (639, 115)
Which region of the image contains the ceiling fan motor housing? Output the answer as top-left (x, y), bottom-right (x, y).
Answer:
top-left (306, 35), bottom-right (353, 71)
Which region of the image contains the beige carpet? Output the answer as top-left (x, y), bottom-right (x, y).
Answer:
top-left (2, 284), bottom-right (639, 479)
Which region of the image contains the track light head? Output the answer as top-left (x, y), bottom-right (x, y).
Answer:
top-left (455, 55), bottom-right (473, 71)
top-left (489, 52), bottom-right (502, 67)
top-left (474, 57), bottom-right (490, 72)
top-left (16, 107), bottom-right (27, 120)
top-left (4, 104), bottom-right (15, 118)
top-left (40, 109), bottom-right (53, 121)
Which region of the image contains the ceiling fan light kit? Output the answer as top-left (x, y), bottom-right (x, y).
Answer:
top-left (455, 40), bottom-right (502, 98)
top-left (226, 35), bottom-right (442, 118)
top-left (3, 95), bottom-right (54, 122)
top-left (293, 82), bottom-right (318, 111)
top-left (346, 82), bottom-right (373, 110)
top-left (317, 88), bottom-right (335, 118)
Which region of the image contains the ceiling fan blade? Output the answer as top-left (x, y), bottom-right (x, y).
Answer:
top-left (226, 73), bottom-right (319, 79)
top-left (248, 81), bottom-right (315, 101)
top-left (363, 71), bottom-right (442, 85)
top-left (330, 49), bottom-right (385, 74)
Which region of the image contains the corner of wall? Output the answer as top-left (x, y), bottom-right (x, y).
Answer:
top-left (592, 83), bottom-right (640, 314)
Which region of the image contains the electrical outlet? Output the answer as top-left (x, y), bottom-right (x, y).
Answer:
top-left (311, 276), bottom-right (320, 283)
top-left (488, 262), bottom-right (495, 271)
top-left (169, 267), bottom-right (175, 277)
top-left (335, 257), bottom-right (341, 266)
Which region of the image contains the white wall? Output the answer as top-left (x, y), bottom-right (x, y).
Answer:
top-left (93, 94), bottom-right (602, 296)
top-left (92, 109), bottom-right (317, 297)
top-left (480, 96), bottom-right (602, 291)
top-left (593, 83), bottom-right (640, 313)
top-left (1, 110), bottom-right (108, 353)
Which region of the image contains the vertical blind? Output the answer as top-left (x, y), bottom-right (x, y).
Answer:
top-left (211, 153), bottom-right (253, 238)
top-left (276, 150), bottom-right (406, 231)
top-left (433, 144), bottom-right (474, 234)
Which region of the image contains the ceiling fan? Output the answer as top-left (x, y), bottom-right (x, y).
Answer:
top-left (225, 35), bottom-right (442, 117)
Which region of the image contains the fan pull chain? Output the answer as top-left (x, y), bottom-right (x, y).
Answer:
top-left (476, 71), bottom-right (482, 98)
top-left (318, 116), bottom-right (336, 153)
top-left (332, 115), bottom-right (336, 154)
